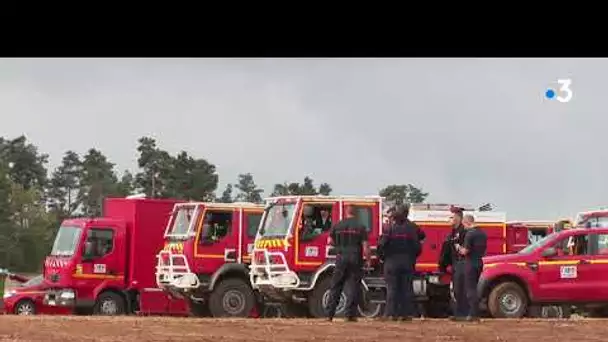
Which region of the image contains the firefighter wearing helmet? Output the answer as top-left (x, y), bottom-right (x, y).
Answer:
top-left (377, 203), bottom-right (421, 321)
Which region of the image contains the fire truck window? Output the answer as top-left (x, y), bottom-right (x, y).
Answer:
top-left (300, 204), bottom-right (333, 241)
top-left (246, 213), bottom-right (262, 238)
top-left (201, 211), bottom-right (232, 243)
top-left (558, 234), bottom-right (590, 256)
top-left (596, 234), bottom-right (608, 255)
top-left (352, 206), bottom-right (373, 232)
top-left (85, 229), bottom-right (114, 258)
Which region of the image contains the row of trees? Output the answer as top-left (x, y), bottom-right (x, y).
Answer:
top-left (0, 135), bottom-right (428, 272)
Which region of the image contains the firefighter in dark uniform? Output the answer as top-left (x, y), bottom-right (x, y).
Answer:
top-left (438, 207), bottom-right (468, 320)
top-left (454, 214), bottom-right (487, 321)
top-left (326, 205), bottom-right (371, 322)
top-left (378, 204), bottom-right (421, 321)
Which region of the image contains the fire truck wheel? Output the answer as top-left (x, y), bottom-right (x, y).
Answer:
top-left (527, 305), bottom-right (572, 318)
top-left (487, 282), bottom-right (527, 318)
top-left (208, 278), bottom-right (255, 317)
top-left (357, 288), bottom-right (383, 318)
top-left (94, 291), bottom-right (126, 316)
top-left (14, 299), bottom-right (36, 315)
top-left (308, 277), bottom-right (347, 318)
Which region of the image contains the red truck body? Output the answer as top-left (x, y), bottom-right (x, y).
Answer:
top-left (479, 226), bottom-right (608, 318)
top-left (155, 201), bottom-right (265, 317)
top-left (41, 197), bottom-right (189, 316)
top-left (506, 221), bottom-right (554, 254)
top-left (249, 196), bottom-right (507, 318)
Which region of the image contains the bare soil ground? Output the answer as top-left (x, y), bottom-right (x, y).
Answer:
top-left (0, 316), bottom-right (605, 342)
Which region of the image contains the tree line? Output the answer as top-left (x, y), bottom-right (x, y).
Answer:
top-left (0, 135), bottom-right (428, 272)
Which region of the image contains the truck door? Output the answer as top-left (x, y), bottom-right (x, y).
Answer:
top-left (242, 209), bottom-right (263, 264)
top-left (296, 201), bottom-right (340, 267)
top-left (341, 200), bottom-right (380, 257)
top-left (77, 225), bottom-right (125, 292)
top-left (585, 232), bottom-right (608, 301)
top-left (535, 231), bottom-right (595, 302)
top-left (194, 208), bottom-right (238, 274)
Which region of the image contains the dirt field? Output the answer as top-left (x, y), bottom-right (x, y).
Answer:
top-left (0, 316), bottom-right (605, 342)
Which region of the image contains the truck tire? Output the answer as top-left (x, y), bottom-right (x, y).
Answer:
top-left (357, 288), bottom-right (383, 318)
top-left (308, 277), bottom-right (347, 318)
top-left (94, 291), bottom-right (126, 316)
top-left (528, 305), bottom-right (572, 318)
top-left (14, 299), bottom-right (36, 315)
top-left (487, 282), bottom-right (527, 318)
top-left (208, 278), bottom-right (256, 317)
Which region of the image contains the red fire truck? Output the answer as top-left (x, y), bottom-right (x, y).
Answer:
top-left (248, 196), bottom-right (507, 318)
top-left (42, 197), bottom-right (189, 316)
top-left (478, 226), bottom-right (608, 318)
top-left (155, 201), bottom-right (265, 317)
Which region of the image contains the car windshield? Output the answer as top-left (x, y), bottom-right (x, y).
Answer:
top-left (167, 205), bottom-right (195, 236)
top-left (518, 232), bottom-right (558, 255)
top-left (259, 202), bottom-right (296, 238)
top-left (50, 225), bottom-right (82, 256)
top-left (21, 275), bottom-right (43, 287)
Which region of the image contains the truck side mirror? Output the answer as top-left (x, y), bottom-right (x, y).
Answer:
top-left (541, 247), bottom-right (557, 258)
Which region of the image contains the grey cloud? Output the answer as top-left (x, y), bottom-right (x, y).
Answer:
top-left (0, 58), bottom-right (605, 220)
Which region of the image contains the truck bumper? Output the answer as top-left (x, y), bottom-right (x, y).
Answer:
top-left (43, 289), bottom-right (76, 307)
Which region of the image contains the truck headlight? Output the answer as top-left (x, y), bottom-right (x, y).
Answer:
top-left (59, 289), bottom-right (75, 299)
top-left (3, 290), bottom-right (16, 299)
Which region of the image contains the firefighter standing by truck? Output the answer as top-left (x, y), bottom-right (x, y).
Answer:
top-left (325, 205), bottom-right (371, 322)
top-left (454, 214), bottom-right (487, 322)
top-left (439, 207), bottom-right (468, 320)
top-left (378, 204), bottom-right (421, 321)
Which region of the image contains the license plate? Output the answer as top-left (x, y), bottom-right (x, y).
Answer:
top-left (48, 300), bottom-right (56, 306)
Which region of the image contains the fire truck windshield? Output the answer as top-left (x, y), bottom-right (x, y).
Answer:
top-left (259, 203), bottom-right (296, 237)
top-left (167, 206), bottom-right (195, 236)
top-left (578, 215), bottom-right (608, 228)
top-left (518, 232), bottom-right (557, 255)
top-left (50, 225), bottom-right (82, 257)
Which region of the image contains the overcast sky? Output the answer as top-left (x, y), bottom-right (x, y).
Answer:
top-left (0, 58), bottom-right (605, 220)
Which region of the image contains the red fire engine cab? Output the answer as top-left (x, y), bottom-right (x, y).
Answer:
top-left (155, 201), bottom-right (265, 317)
top-left (249, 196), bottom-right (507, 318)
top-left (42, 197), bottom-right (189, 316)
top-left (575, 208), bottom-right (608, 229)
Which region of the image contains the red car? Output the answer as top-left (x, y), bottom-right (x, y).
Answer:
top-left (3, 275), bottom-right (70, 315)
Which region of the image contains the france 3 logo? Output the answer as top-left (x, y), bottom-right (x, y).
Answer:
top-left (545, 79), bottom-right (573, 103)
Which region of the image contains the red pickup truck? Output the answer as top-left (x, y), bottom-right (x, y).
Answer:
top-left (478, 227), bottom-right (608, 318)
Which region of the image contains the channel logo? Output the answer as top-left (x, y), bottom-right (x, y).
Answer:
top-left (545, 79), bottom-right (573, 103)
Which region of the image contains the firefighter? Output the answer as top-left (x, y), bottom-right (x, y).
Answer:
top-left (378, 204), bottom-right (421, 321)
top-left (438, 207), bottom-right (468, 320)
top-left (454, 214), bottom-right (487, 321)
top-left (326, 205), bottom-right (371, 322)
top-left (316, 207), bottom-right (333, 232)
top-left (301, 205), bottom-right (317, 240)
